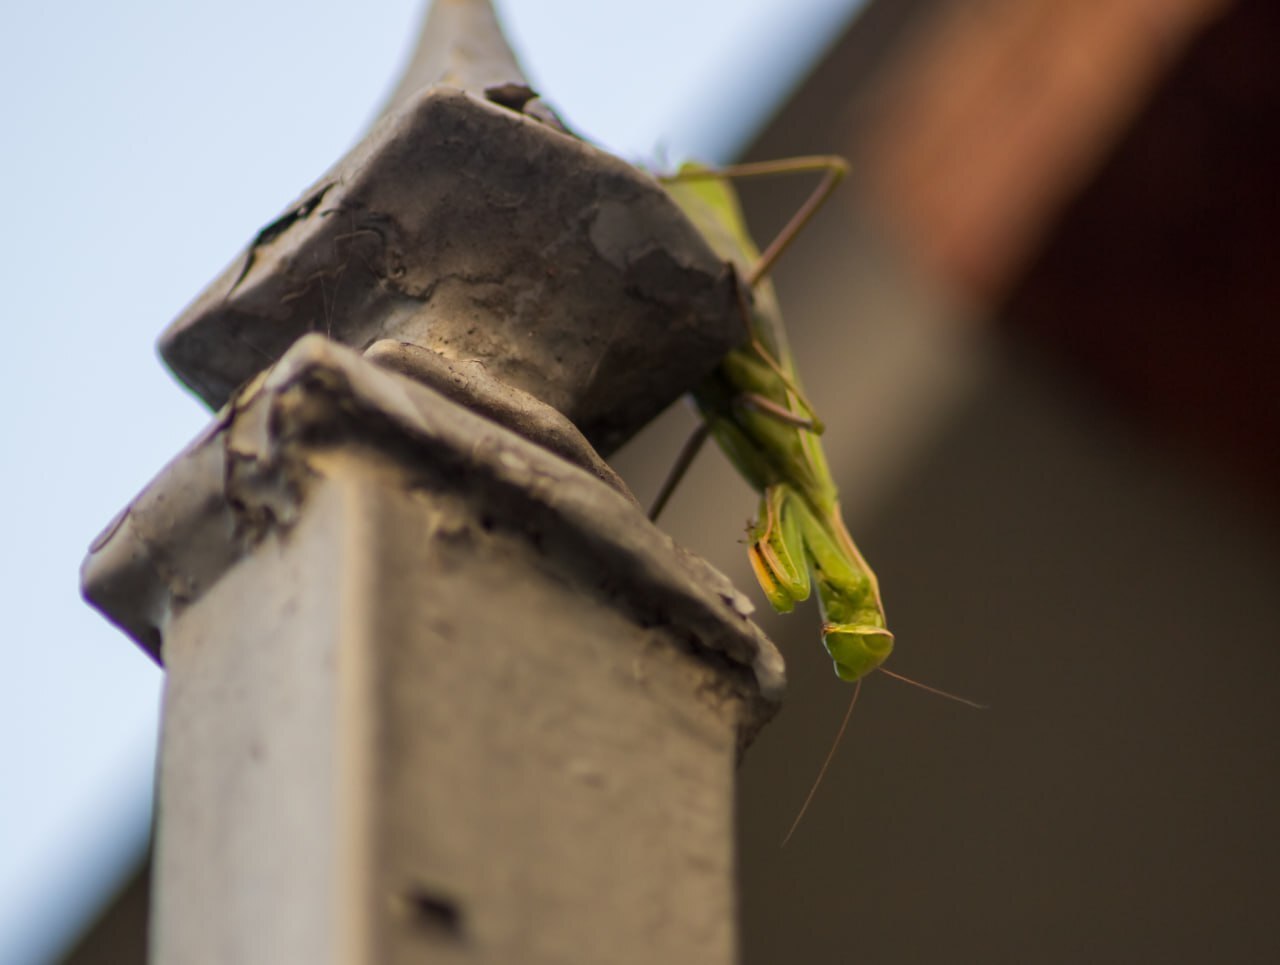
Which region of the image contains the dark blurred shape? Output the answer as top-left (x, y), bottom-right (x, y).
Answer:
top-left (58, 856), bottom-right (148, 965)
top-left (857, 0), bottom-right (1230, 300)
top-left (1005, 0), bottom-right (1280, 512)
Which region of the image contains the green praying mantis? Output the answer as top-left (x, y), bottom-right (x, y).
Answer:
top-left (653, 156), bottom-right (894, 683)
top-left (649, 158), bottom-right (981, 839)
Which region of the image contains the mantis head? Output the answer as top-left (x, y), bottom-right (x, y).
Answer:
top-left (823, 625), bottom-right (895, 683)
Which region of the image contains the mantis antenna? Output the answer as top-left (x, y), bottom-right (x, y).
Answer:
top-left (877, 667), bottom-right (987, 709)
top-left (783, 670), bottom-right (983, 839)
top-left (783, 672), bottom-right (984, 846)
top-left (782, 680), bottom-right (862, 847)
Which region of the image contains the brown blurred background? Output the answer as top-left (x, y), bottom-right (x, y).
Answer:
top-left (641, 0), bottom-right (1280, 960)
top-left (64, 0), bottom-right (1279, 961)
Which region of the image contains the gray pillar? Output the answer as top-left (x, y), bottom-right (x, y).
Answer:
top-left (83, 5), bottom-right (783, 958)
top-left (82, 337), bottom-right (783, 964)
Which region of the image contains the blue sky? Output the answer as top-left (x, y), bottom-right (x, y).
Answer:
top-left (0, 1), bottom-right (863, 960)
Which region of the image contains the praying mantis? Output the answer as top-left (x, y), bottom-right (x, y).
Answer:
top-left (652, 156), bottom-right (894, 684)
top-left (649, 159), bottom-right (980, 839)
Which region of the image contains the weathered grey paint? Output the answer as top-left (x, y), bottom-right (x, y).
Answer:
top-left (158, 86), bottom-right (743, 456)
top-left (83, 338), bottom-right (782, 964)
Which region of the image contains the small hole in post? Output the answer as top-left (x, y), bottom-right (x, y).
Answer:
top-left (403, 885), bottom-right (465, 939)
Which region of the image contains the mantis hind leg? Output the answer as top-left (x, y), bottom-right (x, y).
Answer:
top-left (658, 156), bottom-right (849, 286)
top-left (650, 156), bottom-right (847, 515)
top-left (663, 157), bottom-right (847, 428)
top-left (647, 422), bottom-right (710, 522)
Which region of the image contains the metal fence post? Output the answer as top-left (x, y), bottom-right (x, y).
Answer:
top-left (81, 4), bottom-right (783, 962)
